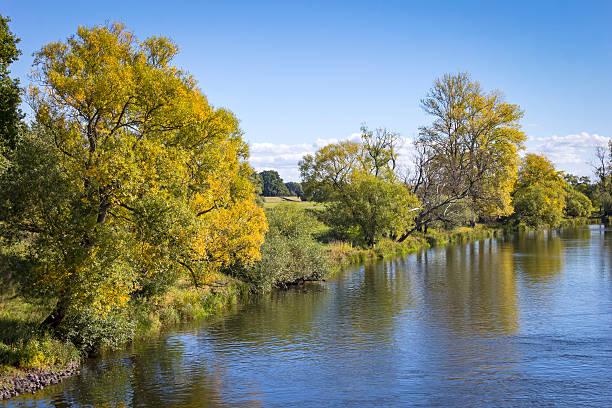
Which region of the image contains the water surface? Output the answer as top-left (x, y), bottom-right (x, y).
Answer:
top-left (4, 226), bottom-right (612, 407)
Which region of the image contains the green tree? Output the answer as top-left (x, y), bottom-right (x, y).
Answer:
top-left (300, 126), bottom-right (419, 246)
top-left (250, 171), bottom-right (264, 195)
top-left (0, 15), bottom-right (24, 156)
top-left (512, 154), bottom-right (567, 227)
top-left (409, 73), bottom-right (526, 233)
top-left (593, 143), bottom-right (612, 216)
top-left (564, 186), bottom-right (592, 218)
top-left (259, 170), bottom-right (290, 196)
top-left (0, 23), bottom-right (267, 331)
top-left (284, 181), bottom-right (304, 199)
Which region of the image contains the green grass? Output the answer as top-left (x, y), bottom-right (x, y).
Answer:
top-left (261, 196), bottom-right (301, 203)
top-left (325, 235), bottom-right (429, 268)
top-left (0, 273), bottom-right (243, 383)
top-left (263, 200), bottom-right (322, 210)
top-left (132, 277), bottom-right (243, 340)
top-left (0, 292), bottom-right (80, 379)
top-left (323, 225), bottom-right (506, 268)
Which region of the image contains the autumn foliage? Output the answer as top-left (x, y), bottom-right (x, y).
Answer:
top-left (1, 23), bottom-right (267, 329)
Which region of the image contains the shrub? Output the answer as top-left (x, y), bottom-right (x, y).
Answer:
top-left (0, 337), bottom-right (79, 370)
top-left (57, 306), bottom-right (135, 353)
top-left (230, 204), bottom-right (330, 292)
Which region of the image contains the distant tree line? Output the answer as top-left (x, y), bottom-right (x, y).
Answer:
top-left (252, 169), bottom-right (304, 199)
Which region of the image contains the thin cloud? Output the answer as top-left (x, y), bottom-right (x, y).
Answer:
top-left (526, 132), bottom-right (610, 177)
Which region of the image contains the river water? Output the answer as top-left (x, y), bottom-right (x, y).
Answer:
top-left (4, 225), bottom-right (612, 407)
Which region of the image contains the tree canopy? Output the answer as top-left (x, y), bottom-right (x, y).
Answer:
top-left (259, 170), bottom-right (290, 196)
top-left (512, 154), bottom-right (567, 227)
top-left (0, 23), bottom-right (267, 329)
top-left (300, 126), bottom-right (419, 245)
top-left (284, 181), bottom-right (304, 199)
top-left (409, 73), bottom-right (526, 231)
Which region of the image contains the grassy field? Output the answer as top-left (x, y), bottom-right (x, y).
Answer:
top-left (262, 197), bottom-right (322, 210)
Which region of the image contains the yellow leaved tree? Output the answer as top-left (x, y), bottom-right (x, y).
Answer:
top-left (2, 23), bottom-right (266, 328)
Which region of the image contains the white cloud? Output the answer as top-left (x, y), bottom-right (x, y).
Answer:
top-left (248, 133), bottom-right (415, 182)
top-left (526, 132), bottom-right (610, 177)
top-left (248, 138), bottom-right (338, 182)
top-left (250, 131), bottom-right (610, 182)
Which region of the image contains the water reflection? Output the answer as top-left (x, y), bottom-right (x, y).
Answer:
top-left (513, 230), bottom-right (564, 284)
top-left (416, 238), bottom-right (519, 336)
top-left (3, 226), bottom-right (612, 407)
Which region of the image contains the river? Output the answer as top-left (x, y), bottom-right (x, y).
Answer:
top-left (4, 225), bottom-right (612, 407)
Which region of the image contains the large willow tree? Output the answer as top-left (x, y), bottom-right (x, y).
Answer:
top-left (408, 73), bottom-right (526, 234)
top-left (0, 23), bottom-right (267, 327)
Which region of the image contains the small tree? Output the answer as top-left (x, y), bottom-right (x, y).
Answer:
top-left (300, 125), bottom-right (419, 246)
top-left (229, 204), bottom-right (329, 292)
top-left (592, 142), bottom-right (612, 216)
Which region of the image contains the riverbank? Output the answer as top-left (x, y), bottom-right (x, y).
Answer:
top-left (325, 224), bottom-right (504, 268)
top-left (323, 216), bottom-right (592, 269)
top-left (0, 277), bottom-right (244, 400)
top-left (0, 218), bottom-right (590, 401)
top-left (0, 361), bottom-right (80, 400)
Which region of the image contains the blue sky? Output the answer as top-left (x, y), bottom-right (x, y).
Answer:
top-left (3, 0), bottom-right (611, 180)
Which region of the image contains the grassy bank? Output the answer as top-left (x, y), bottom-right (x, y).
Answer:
top-left (0, 210), bottom-right (592, 399)
top-left (323, 224), bottom-right (504, 268)
top-left (0, 276), bottom-right (244, 396)
top-left (322, 216), bottom-right (590, 269)
top-left (131, 277), bottom-right (244, 340)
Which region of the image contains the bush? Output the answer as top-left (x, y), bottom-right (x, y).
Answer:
top-left (230, 204), bottom-right (330, 292)
top-left (57, 306), bottom-right (135, 353)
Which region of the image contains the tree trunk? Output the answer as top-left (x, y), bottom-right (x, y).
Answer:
top-left (41, 295), bottom-right (70, 332)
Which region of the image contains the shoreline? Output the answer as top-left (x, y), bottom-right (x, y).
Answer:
top-left (0, 219), bottom-right (590, 401)
top-left (0, 361), bottom-right (80, 400)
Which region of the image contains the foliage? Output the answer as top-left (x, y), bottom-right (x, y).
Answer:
top-left (409, 73), bottom-right (526, 232)
top-left (0, 289), bottom-right (80, 372)
top-left (259, 170), bottom-right (290, 196)
top-left (0, 23), bottom-right (266, 331)
top-left (300, 126), bottom-right (420, 245)
top-left (285, 181), bottom-right (304, 199)
top-left (564, 186), bottom-right (592, 218)
top-left (592, 141), bottom-right (612, 216)
top-left (0, 337), bottom-right (79, 370)
top-left (321, 171), bottom-right (420, 245)
top-left (250, 171), bottom-right (264, 207)
top-left (0, 14), bottom-right (24, 156)
top-left (230, 205), bottom-right (330, 292)
top-left (512, 154), bottom-right (567, 228)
